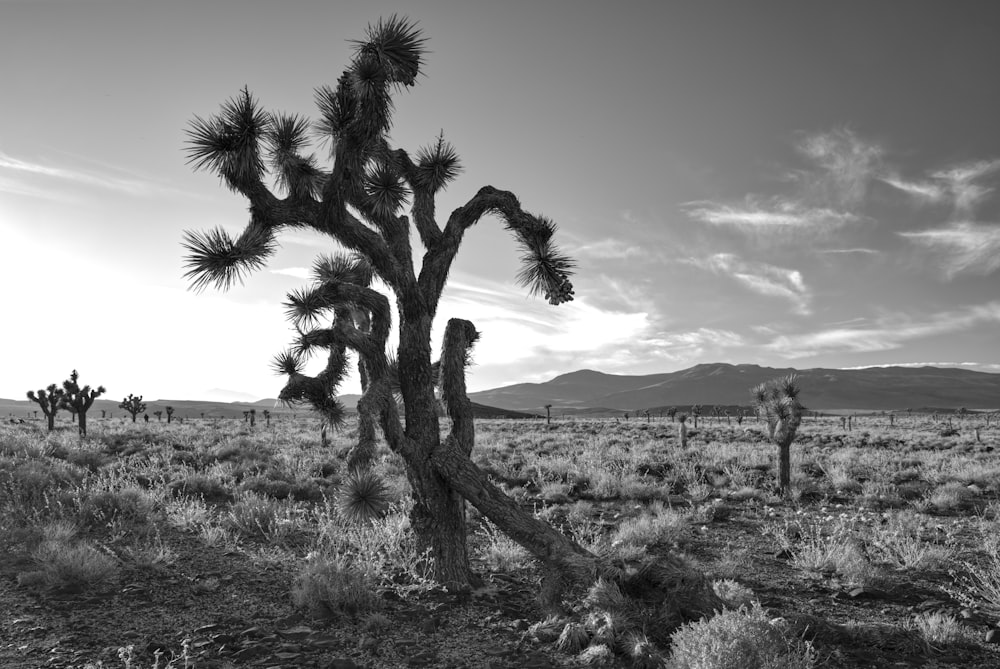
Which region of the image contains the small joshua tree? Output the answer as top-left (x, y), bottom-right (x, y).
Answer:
top-left (26, 384), bottom-right (65, 431)
top-left (544, 404), bottom-right (552, 425)
top-left (165, 406), bottom-right (174, 424)
top-left (263, 409), bottom-right (271, 426)
top-left (691, 404), bottom-right (702, 428)
top-left (119, 394), bottom-right (147, 423)
top-left (667, 407), bottom-right (677, 423)
top-left (60, 370), bottom-right (106, 437)
top-left (751, 375), bottom-right (804, 495)
top-left (153, 410), bottom-right (163, 422)
top-left (677, 413), bottom-right (689, 448)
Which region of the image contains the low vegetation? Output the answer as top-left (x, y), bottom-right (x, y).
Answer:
top-left (1, 410), bottom-right (998, 667)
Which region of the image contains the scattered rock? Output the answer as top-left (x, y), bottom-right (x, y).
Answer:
top-left (986, 629), bottom-right (1000, 644)
top-left (326, 660), bottom-right (362, 669)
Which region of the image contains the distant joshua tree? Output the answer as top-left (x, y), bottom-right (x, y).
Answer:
top-left (165, 406), bottom-right (175, 424)
top-left (119, 394), bottom-right (147, 423)
top-left (691, 404), bottom-right (702, 428)
top-left (544, 404), bottom-right (552, 425)
top-left (751, 375), bottom-right (804, 495)
top-left (60, 370), bottom-right (106, 437)
top-left (263, 409), bottom-right (271, 426)
top-left (677, 413), bottom-right (689, 448)
top-left (666, 407), bottom-right (677, 423)
top-left (153, 410), bottom-right (163, 422)
top-left (26, 383), bottom-right (65, 431)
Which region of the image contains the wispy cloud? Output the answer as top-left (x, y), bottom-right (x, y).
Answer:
top-left (840, 361), bottom-right (1000, 373)
top-left (795, 128), bottom-right (883, 206)
top-left (571, 238), bottom-right (653, 261)
top-left (683, 197), bottom-right (857, 232)
top-left (899, 221), bottom-right (1000, 277)
top-left (765, 302), bottom-right (1000, 357)
top-left (931, 159), bottom-right (1000, 215)
top-left (0, 151), bottom-right (177, 198)
top-left (683, 253), bottom-right (811, 314)
top-left (818, 248), bottom-right (880, 255)
top-left (270, 267), bottom-right (313, 280)
top-left (880, 175), bottom-right (946, 202)
top-left (882, 159), bottom-right (1000, 215)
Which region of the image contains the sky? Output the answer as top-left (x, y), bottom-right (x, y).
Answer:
top-left (2, 0), bottom-right (1000, 402)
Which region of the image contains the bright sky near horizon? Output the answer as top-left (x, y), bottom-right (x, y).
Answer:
top-left (2, 0), bottom-right (999, 402)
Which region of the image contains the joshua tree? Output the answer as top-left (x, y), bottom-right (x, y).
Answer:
top-left (544, 404), bottom-right (552, 425)
top-left (263, 409), bottom-right (271, 426)
top-left (751, 375), bottom-right (804, 495)
top-left (153, 410), bottom-right (163, 422)
top-left (119, 394), bottom-right (147, 423)
top-left (143, 414), bottom-right (149, 423)
top-left (666, 407), bottom-right (677, 423)
top-left (60, 370), bottom-right (106, 437)
top-left (165, 406), bottom-right (174, 424)
top-left (677, 413), bottom-right (689, 448)
top-left (26, 384), bottom-right (65, 431)
top-left (691, 404), bottom-right (702, 428)
top-left (179, 18), bottom-right (720, 622)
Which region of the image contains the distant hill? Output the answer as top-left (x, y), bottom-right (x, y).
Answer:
top-left (1, 394), bottom-right (535, 421)
top-left (469, 363), bottom-right (1000, 411)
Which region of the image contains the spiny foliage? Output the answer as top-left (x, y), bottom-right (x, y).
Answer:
top-left (119, 394), bottom-right (147, 422)
top-left (750, 374), bottom-right (804, 446)
top-left (60, 370), bottom-right (105, 436)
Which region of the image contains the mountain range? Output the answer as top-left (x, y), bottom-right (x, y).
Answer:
top-left (6, 364), bottom-right (997, 420)
top-left (467, 364), bottom-right (1000, 412)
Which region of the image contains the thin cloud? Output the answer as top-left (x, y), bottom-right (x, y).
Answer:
top-left (270, 267), bottom-right (313, 280)
top-left (840, 362), bottom-right (1000, 373)
top-left (571, 238), bottom-right (652, 261)
top-left (884, 159), bottom-right (1000, 215)
top-left (818, 248), bottom-right (880, 255)
top-left (795, 128), bottom-right (883, 206)
top-left (0, 151), bottom-right (176, 197)
top-left (899, 221), bottom-right (1000, 277)
top-left (880, 175), bottom-right (946, 202)
top-left (931, 159), bottom-right (1000, 215)
top-left (683, 197), bottom-right (857, 233)
top-left (766, 302), bottom-right (1000, 357)
top-left (684, 253), bottom-right (811, 314)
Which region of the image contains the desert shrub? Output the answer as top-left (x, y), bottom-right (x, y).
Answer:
top-left (911, 611), bottom-right (968, 652)
top-left (0, 458), bottom-right (83, 517)
top-left (64, 449), bottom-right (111, 472)
top-left (77, 487), bottom-right (153, 530)
top-left (927, 482), bottom-right (975, 513)
top-left (478, 518), bottom-right (530, 572)
top-left (316, 501), bottom-right (435, 591)
top-left (291, 554), bottom-right (381, 618)
top-left (18, 532), bottom-right (119, 592)
top-left (610, 504), bottom-right (689, 548)
top-left (225, 491), bottom-right (301, 543)
top-left (169, 473), bottom-right (233, 504)
top-left (712, 579), bottom-right (758, 609)
top-left (242, 476), bottom-right (293, 499)
top-left (667, 603), bottom-right (816, 669)
top-left (788, 519), bottom-right (881, 587)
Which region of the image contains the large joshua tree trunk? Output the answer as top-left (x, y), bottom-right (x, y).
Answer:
top-left (396, 313), bottom-right (475, 588)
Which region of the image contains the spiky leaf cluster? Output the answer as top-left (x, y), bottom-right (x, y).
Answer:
top-left (60, 370), bottom-right (106, 414)
top-left (26, 384), bottom-right (65, 417)
top-left (119, 393), bottom-right (147, 419)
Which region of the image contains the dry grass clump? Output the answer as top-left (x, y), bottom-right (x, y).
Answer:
top-left (291, 553), bottom-right (381, 619)
top-left (667, 603), bottom-right (816, 669)
top-left (609, 503), bottom-right (689, 549)
top-left (17, 522), bottom-right (119, 592)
